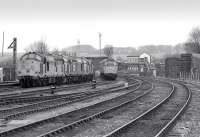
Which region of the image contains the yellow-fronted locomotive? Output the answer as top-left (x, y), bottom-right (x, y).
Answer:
top-left (17, 52), bottom-right (93, 87)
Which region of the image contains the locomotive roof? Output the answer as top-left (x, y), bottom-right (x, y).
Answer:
top-left (20, 52), bottom-right (91, 64)
top-left (77, 57), bottom-right (90, 63)
top-left (20, 52), bottom-right (64, 61)
top-left (20, 52), bottom-right (44, 60)
top-left (51, 54), bottom-right (64, 61)
top-left (99, 57), bottom-right (117, 64)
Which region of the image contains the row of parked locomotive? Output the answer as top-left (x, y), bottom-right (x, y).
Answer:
top-left (17, 52), bottom-right (94, 88)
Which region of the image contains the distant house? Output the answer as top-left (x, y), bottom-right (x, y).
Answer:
top-left (126, 56), bottom-right (139, 64)
top-left (125, 56), bottom-right (140, 73)
top-left (139, 53), bottom-right (151, 64)
top-left (122, 53), bottom-right (152, 73)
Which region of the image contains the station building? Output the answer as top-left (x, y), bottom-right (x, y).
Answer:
top-left (118, 53), bottom-right (152, 75)
top-left (139, 53), bottom-right (152, 64)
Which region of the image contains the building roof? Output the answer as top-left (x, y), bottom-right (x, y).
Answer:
top-left (127, 55), bottom-right (139, 57)
top-left (140, 53), bottom-right (151, 56)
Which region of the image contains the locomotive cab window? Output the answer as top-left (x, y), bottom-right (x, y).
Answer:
top-left (47, 62), bottom-right (49, 71)
top-left (81, 63), bottom-right (84, 71)
top-left (55, 62), bottom-right (57, 72)
top-left (40, 63), bottom-right (43, 74)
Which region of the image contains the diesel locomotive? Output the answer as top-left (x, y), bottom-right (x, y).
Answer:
top-left (17, 52), bottom-right (94, 88)
top-left (99, 58), bottom-right (118, 80)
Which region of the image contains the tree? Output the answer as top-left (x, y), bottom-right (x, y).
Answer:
top-left (103, 45), bottom-right (113, 57)
top-left (25, 40), bottom-right (49, 54)
top-left (185, 27), bottom-right (200, 53)
top-left (189, 27), bottom-right (200, 43)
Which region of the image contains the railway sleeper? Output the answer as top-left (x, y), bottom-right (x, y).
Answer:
top-left (2, 94), bottom-right (94, 118)
top-left (0, 82), bottom-right (140, 136)
top-left (4, 84), bottom-right (136, 120)
top-left (38, 83), bottom-right (148, 137)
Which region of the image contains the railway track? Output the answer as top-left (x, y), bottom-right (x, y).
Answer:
top-left (0, 81), bottom-right (128, 120)
top-left (0, 81), bottom-right (116, 106)
top-left (0, 78), bottom-right (141, 137)
top-left (2, 77), bottom-right (188, 137)
top-left (0, 82), bottom-right (20, 93)
top-left (34, 79), bottom-right (173, 137)
top-left (0, 82), bottom-right (19, 87)
top-left (0, 81), bottom-right (108, 97)
top-left (103, 80), bottom-right (191, 137)
top-left (0, 86), bottom-right (21, 93)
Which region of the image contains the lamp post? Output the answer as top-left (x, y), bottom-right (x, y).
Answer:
top-left (2, 32), bottom-right (4, 56)
top-left (98, 32), bottom-right (102, 56)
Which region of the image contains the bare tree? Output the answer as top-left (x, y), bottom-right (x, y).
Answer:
top-left (189, 27), bottom-right (200, 43)
top-left (103, 45), bottom-right (113, 57)
top-left (184, 42), bottom-right (200, 53)
top-left (25, 40), bottom-right (49, 54)
top-left (185, 27), bottom-right (200, 53)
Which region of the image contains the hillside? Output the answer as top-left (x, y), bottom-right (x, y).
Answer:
top-left (0, 44), bottom-right (186, 67)
top-left (63, 44), bottom-right (186, 62)
top-left (63, 44), bottom-right (99, 56)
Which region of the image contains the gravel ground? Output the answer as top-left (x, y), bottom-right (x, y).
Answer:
top-left (166, 81), bottom-right (200, 137)
top-left (54, 81), bottom-right (172, 137)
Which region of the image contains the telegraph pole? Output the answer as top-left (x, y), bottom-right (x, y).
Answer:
top-left (98, 32), bottom-right (102, 56)
top-left (77, 39), bottom-right (80, 56)
top-left (77, 39), bottom-right (80, 45)
top-left (2, 32), bottom-right (4, 56)
top-left (8, 38), bottom-right (17, 81)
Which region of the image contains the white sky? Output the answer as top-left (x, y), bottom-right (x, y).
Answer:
top-left (0, 0), bottom-right (200, 52)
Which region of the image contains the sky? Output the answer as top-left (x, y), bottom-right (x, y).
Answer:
top-left (0, 0), bottom-right (200, 53)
